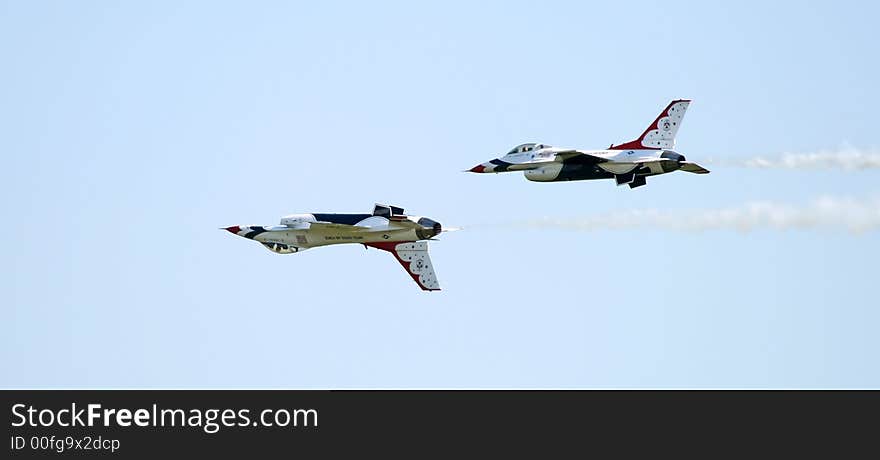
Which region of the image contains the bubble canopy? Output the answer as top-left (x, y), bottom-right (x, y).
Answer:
top-left (506, 143), bottom-right (550, 155)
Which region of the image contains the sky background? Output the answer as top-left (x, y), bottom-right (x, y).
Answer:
top-left (3, 0), bottom-right (879, 388)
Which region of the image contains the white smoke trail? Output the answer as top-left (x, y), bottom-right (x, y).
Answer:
top-left (719, 147), bottom-right (880, 170)
top-left (519, 196), bottom-right (880, 234)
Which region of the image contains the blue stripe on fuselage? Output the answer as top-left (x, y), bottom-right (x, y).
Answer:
top-left (310, 213), bottom-right (373, 226)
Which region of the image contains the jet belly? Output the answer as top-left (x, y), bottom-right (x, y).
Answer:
top-left (254, 226), bottom-right (418, 249)
top-left (525, 151), bottom-right (609, 182)
top-left (223, 205), bottom-right (444, 291)
top-left (523, 162), bottom-right (563, 181)
top-left (598, 162), bottom-right (640, 175)
top-left (250, 228), bottom-right (309, 248)
top-left (595, 149), bottom-right (676, 176)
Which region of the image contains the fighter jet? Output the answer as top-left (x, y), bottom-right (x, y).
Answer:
top-left (222, 204), bottom-right (443, 291)
top-left (468, 99), bottom-right (709, 188)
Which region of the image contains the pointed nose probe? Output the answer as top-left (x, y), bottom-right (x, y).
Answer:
top-left (467, 160), bottom-right (499, 173)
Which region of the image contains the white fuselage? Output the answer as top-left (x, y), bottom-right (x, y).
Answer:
top-left (468, 100), bottom-right (708, 187)
top-left (474, 146), bottom-right (685, 183)
top-left (225, 213), bottom-right (441, 254)
top-left (500, 147), bottom-right (676, 173)
top-left (252, 225), bottom-right (423, 249)
top-left (222, 207), bottom-right (444, 291)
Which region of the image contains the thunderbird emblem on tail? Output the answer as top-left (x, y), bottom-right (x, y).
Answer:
top-left (223, 204), bottom-right (444, 291)
top-left (468, 99), bottom-right (710, 188)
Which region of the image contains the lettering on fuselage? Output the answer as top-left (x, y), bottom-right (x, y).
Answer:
top-left (324, 235), bottom-right (364, 241)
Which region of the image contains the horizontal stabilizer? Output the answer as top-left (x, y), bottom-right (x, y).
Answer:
top-left (680, 162), bottom-right (710, 174)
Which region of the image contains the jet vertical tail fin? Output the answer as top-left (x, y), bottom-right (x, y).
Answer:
top-left (610, 99), bottom-right (691, 150)
top-left (365, 241), bottom-right (440, 291)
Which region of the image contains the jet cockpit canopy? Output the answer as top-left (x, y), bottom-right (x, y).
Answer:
top-left (506, 143), bottom-right (551, 155)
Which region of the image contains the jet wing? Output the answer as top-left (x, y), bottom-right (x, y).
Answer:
top-left (502, 150), bottom-right (609, 169)
top-left (553, 149), bottom-right (609, 163)
top-left (365, 241), bottom-right (440, 291)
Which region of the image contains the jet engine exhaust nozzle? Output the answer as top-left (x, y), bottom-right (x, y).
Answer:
top-left (416, 218), bottom-right (442, 240)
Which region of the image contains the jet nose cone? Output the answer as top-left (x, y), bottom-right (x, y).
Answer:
top-left (223, 226), bottom-right (241, 234)
top-left (469, 164), bottom-right (486, 173)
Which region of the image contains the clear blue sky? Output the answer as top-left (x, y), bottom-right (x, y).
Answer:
top-left (3, 1), bottom-right (878, 388)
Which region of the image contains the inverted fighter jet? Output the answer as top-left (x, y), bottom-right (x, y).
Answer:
top-left (468, 99), bottom-right (709, 188)
top-left (223, 204), bottom-right (443, 291)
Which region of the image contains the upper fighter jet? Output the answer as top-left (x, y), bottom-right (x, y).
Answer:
top-left (223, 204), bottom-right (443, 291)
top-left (468, 99), bottom-right (709, 188)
